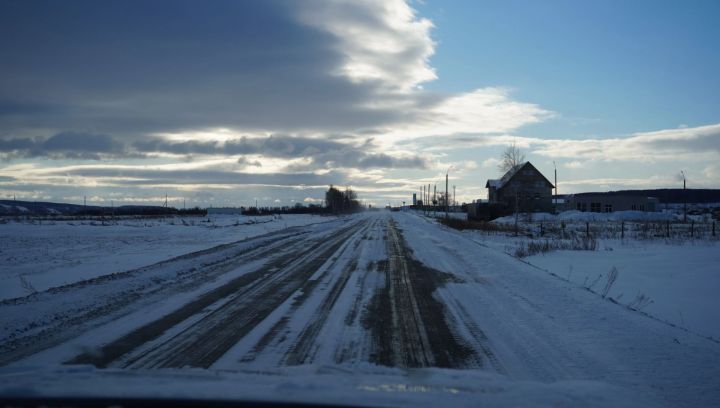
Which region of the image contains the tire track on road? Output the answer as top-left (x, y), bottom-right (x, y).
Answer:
top-left (281, 217), bottom-right (380, 365)
top-left (1, 224), bottom-right (330, 367)
top-left (363, 218), bottom-right (478, 368)
top-left (68, 217), bottom-right (369, 369)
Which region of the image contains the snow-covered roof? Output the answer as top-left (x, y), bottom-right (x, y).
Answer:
top-left (485, 163), bottom-right (525, 189)
top-left (485, 162), bottom-right (554, 190)
top-left (498, 163), bottom-right (525, 186)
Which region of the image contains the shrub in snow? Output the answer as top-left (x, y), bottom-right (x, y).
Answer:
top-left (627, 292), bottom-right (653, 311)
top-left (601, 267), bottom-right (619, 298)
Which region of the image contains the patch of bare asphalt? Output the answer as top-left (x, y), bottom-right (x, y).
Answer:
top-left (362, 219), bottom-right (477, 369)
top-left (66, 218), bottom-right (368, 369)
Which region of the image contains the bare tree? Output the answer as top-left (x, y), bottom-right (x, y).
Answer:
top-left (498, 141), bottom-right (526, 173)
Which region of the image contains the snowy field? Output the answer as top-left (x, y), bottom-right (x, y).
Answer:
top-left (438, 210), bottom-right (720, 340)
top-left (525, 240), bottom-right (720, 340)
top-left (0, 214), bottom-right (327, 300)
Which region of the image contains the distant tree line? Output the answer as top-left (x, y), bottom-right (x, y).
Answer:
top-left (239, 185), bottom-right (363, 216)
top-left (325, 185), bottom-right (361, 214)
top-left (241, 203), bottom-right (324, 215)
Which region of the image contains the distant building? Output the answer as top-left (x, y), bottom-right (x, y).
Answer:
top-left (412, 193), bottom-right (417, 206)
top-left (485, 162), bottom-right (554, 213)
top-left (207, 207), bottom-right (243, 215)
top-left (566, 193), bottom-right (659, 212)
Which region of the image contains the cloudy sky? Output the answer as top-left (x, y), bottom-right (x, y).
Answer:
top-left (1, 0), bottom-right (719, 207)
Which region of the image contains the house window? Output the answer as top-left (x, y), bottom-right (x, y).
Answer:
top-left (639, 204), bottom-right (645, 211)
top-left (631, 204), bottom-right (636, 210)
top-left (590, 202), bottom-right (601, 213)
top-left (577, 202), bottom-right (587, 212)
top-left (604, 204), bottom-right (613, 213)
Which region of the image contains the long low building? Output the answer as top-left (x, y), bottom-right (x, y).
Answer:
top-left (565, 193), bottom-right (659, 212)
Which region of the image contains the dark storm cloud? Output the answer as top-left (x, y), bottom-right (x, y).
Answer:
top-left (0, 130), bottom-right (429, 169)
top-left (132, 135), bottom-right (431, 169)
top-left (132, 135), bottom-right (346, 158)
top-left (0, 132), bottom-right (126, 160)
top-left (357, 154), bottom-right (428, 169)
top-left (0, 0), bottom-right (405, 136)
top-left (51, 167), bottom-right (348, 188)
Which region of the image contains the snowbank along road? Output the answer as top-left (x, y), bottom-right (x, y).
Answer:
top-left (1, 212), bottom-right (719, 407)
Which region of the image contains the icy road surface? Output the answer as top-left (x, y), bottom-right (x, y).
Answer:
top-left (1, 212), bottom-right (719, 407)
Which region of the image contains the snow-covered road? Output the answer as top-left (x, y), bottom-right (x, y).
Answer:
top-left (1, 212), bottom-right (718, 407)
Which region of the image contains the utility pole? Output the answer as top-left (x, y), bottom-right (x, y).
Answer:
top-left (553, 161), bottom-right (558, 212)
top-left (445, 171), bottom-right (449, 219)
top-left (514, 191), bottom-right (519, 236)
top-left (433, 184), bottom-right (436, 215)
top-left (681, 170), bottom-right (687, 222)
top-left (453, 185), bottom-right (456, 207)
top-left (427, 183), bottom-right (431, 214)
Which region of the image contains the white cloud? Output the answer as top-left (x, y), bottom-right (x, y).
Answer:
top-left (531, 123), bottom-right (720, 162)
top-left (704, 164), bottom-right (720, 180)
top-left (381, 88), bottom-right (553, 143)
top-left (295, 2), bottom-right (551, 144)
top-left (297, 0), bottom-right (436, 92)
top-left (481, 157), bottom-right (501, 168)
top-left (564, 161), bottom-right (584, 169)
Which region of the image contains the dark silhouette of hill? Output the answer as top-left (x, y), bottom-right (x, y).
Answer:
top-left (0, 200), bottom-right (205, 216)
